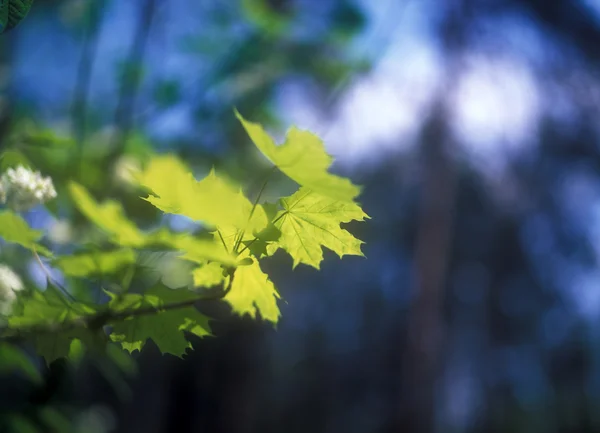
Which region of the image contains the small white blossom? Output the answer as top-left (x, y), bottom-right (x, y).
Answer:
top-left (0, 165), bottom-right (57, 211)
top-left (0, 264), bottom-right (24, 316)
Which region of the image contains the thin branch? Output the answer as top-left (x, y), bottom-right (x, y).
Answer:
top-left (32, 248), bottom-right (76, 303)
top-left (1, 271), bottom-right (235, 339)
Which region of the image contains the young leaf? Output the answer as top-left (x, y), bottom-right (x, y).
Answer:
top-left (53, 249), bottom-right (137, 278)
top-left (226, 258), bottom-right (280, 324)
top-left (271, 187), bottom-right (368, 269)
top-left (136, 154), bottom-right (267, 232)
top-left (108, 283), bottom-right (212, 357)
top-left (0, 211), bottom-right (52, 256)
top-left (236, 110), bottom-right (361, 201)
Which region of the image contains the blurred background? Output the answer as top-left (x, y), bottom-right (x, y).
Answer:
top-left (2, 0), bottom-right (600, 432)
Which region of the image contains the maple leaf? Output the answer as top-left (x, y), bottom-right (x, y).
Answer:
top-left (108, 283), bottom-right (211, 357)
top-left (69, 182), bottom-right (236, 266)
top-left (226, 258), bottom-right (280, 324)
top-left (192, 262), bottom-right (228, 288)
top-left (236, 110), bottom-right (361, 202)
top-left (271, 187), bottom-right (368, 269)
top-left (211, 224), bottom-right (281, 324)
top-left (136, 154), bottom-right (267, 233)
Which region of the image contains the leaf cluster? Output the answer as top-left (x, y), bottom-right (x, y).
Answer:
top-left (0, 112), bottom-right (369, 366)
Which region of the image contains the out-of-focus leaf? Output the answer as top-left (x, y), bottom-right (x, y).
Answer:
top-left (53, 249), bottom-right (137, 278)
top-left (8, 284), bottom-right (102, 364)
top-left (0, 0), bottom-right (34, 34)
top-left (106, 343), bottom-right (138, 376)
top-left (38, 408), bottom-right (72, 433)
top-left (7, 415), bottom-right (38, 433)
top-left (241, 0), bottom-right (291, 35)
top-left (0, 211), bottom-right (53, 256)
top-left (0, 150), bottom-right (33, 170)
top-left (67, 338), bottom-right (85, 364)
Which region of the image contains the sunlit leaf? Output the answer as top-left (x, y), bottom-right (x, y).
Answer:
top-left (226, 257), bottom-right (280, 324)
top-left (69, 183), bottom-right (236, 266)
top-left (137, 154), bottom-right (267, 232)
top-left (192, 262), bottom-right (227, 288)
top-left (236, 110), bottom-right (361, 201)
top-left (271, 187), bottom-right (368, 269)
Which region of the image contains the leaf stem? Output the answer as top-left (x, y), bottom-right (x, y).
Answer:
top-left (233, 167), bottom-right (276, 254)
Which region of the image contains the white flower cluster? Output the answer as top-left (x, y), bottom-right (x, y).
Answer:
top-left (0, 165), bottom-right (57, 211)
top-left (0, 264), bottom-right (23, 316)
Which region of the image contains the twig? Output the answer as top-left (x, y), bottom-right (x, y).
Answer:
top-left (32, 248), bottom-right (76, 302)
top-left (1, 271), bottom-right (235, 339)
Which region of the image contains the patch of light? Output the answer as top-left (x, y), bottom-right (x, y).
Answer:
top-left (326, 39), bottom-right (442, 162)
top-left (277, 36), bottom-right (443, 167)
top-left (450, 54), bottom-right (540, 173)
top-left (570, 270), bottom-right (600, 321)
top-left (581, 0), bottom-right (600, 22)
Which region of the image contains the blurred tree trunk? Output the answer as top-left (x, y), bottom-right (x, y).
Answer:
top-left (399, 103), bottom-right (458, 432)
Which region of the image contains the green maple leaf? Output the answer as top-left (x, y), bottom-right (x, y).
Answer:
top-left (108, 283), bottom-right (211, 357)
top-left (69, 182), bottom-right (236, 266)
top-left (52, 249), bottom-right (136, 278)
top-left (192, 262), bottom-right (228, 288)
top-left (236, 110), bottom-right (361, 202)
top-left (212, 226), bottom-right (280, 324)
top-left (136, 154), bottom-right (267, 232)
top-left (270, 187), bottom-right (368, 269)
top-left (226, 258), bottom-right (280, 324)
top-left (146, 228), bottom-right (237, 266)
top-left (0, 211), bottom-right (52, 256)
